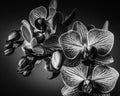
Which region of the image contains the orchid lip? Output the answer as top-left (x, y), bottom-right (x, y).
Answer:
top-left (82, 79), bottom-right (92, 93)
top-left (82, 45), bottom-right (92, 59)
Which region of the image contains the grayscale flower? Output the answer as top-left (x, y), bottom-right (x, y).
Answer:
top-left (20, 19), bottom-right (44, 55)
top-left (20, 19), bottom-right (63, 77)
top-left (20, 0), bottom-right (58, 52)
top-left (20, 19), bottom-right (61, 55)
top-left (43, 50), bottom-right (64, 79)
top-left (29, 0), bottom-right (57, 35)
top-left (59, 21), bottom-right (114, 66)
top-left (61, 63), bottom-right (119, 96)
top-left (59, 20), bottom-right (114, 59)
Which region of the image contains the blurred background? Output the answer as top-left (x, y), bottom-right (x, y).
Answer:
top-left (0, 0), bottom-right (120, 96)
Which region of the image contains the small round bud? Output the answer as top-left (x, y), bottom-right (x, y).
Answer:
top-left (51, 51), bottom-right (62, 70)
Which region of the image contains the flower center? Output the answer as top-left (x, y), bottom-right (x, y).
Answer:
top-left (33, 32), bottom-right (45, 43)
top-left (82, 80), bottom-right (92, 93)
top-left (83, 45), bottom-right (89, 59)
top-left (35, 18), bottom-right (48, 32)
top-left (78, 79), bottom-right (93, 94)
top-left (82, 47), bottom-right (98, 66)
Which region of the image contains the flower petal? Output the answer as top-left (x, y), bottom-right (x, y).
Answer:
top-left (48, 0), bottom-right (57, 19)
top-left (29, 6), bottom-right (47, 27)
top-left (88, 29), bottom-right (114, 56)
top-left (32, 45), bottom-right (44, 55)
top-left (48, 8), bottom-right (56, 20)
top-left (59, 30), bottom-right (83, 59)
top-left (61, 63), bottom-right (88, 87)
top-left (63, 54), bottom-right (82, 67)
top-left (22, 40), bottom-right (32, 49)
top-left (92, 65), bottom-right (119, 93)
top-left (21, 20), bottom-right (32, 43)
top-left (30, 37), bottom-right (38, 48)
top-left (51, 51), bottom-right (63, 70)
top-left (43, 35), bottom-right (60, 49)
top-left (49, 0), bottom-right (57, 10)
top-left (102, 20), bottom-right (109, 31)
top-left (61, 86), bottom-right (80, 96)
top-left (95, 54), bottom-right (114, 65)
top-left (72, 21), bottom-right (88, 45)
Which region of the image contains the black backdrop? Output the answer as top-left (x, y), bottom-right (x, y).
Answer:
top-left (0, 0), bottom-right (120, 96)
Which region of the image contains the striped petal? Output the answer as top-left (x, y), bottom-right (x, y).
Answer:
top-left (21, 20), bottom-right (32, 43)
top-left (92, 65), bottom-right (119, 93)
top-left (63, 54), bottom-right (82, 67)
top-left (59, 30), bottom-right (83, 59)
top-left (61, 63), bottom-right (88, 87)
top-left (88, 29), bottom-right (114, 56)
top-left (95, 54), bottom-right (114, 65)
top-left (48, 0), bottom-right (57, 19)
top-left (72, 21), bottom-right (88, 45)
top-left (61, 86), bottom-right (80, 96)
top-left (29, 6), bottom-right (47, 28)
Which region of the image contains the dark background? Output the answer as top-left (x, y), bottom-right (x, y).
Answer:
top-left (0, 0), bottom-right (120, 96)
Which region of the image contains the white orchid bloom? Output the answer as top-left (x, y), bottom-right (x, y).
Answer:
top-left (59, 21), bottom-right (114, 60)
top-left (29, 0), bottom-right (57, 35)
top-left (61, 63), bottom-right (119, 96)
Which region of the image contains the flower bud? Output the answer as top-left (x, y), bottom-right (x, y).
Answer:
top-left (23, 70), bottom-right (31, 77)
top-left (4, 48), bottom-right (15, 56)
top-left (51, 51), bottom-right (62, 70)
top-left (8, 30), bottom-right (21, 41)
top-left (18, 56), bottom-right (29, 68)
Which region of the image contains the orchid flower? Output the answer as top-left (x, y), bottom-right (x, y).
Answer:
top-left (19, 2), bottom-right (76, 78)
top-left (20, 18), bottom-right (64, 78)
top-left (20, 0), bottom-right (57, 50)
top-left (29, 0), bottom-right (57, 35)
top-left (59, 21), bottom-right (114, 67)
top-left (20, 17), bottom-right (60, 55)
top-left (20, 19), bottom-right (44, 55)
top-left (61, 63), bottom-right (119, 96)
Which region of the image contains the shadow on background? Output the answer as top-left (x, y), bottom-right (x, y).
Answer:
top-left (0, 0), bottom-right (120, 96)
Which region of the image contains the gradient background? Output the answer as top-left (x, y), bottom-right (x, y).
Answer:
top-left (0, 0), bottom-right (120, 96)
